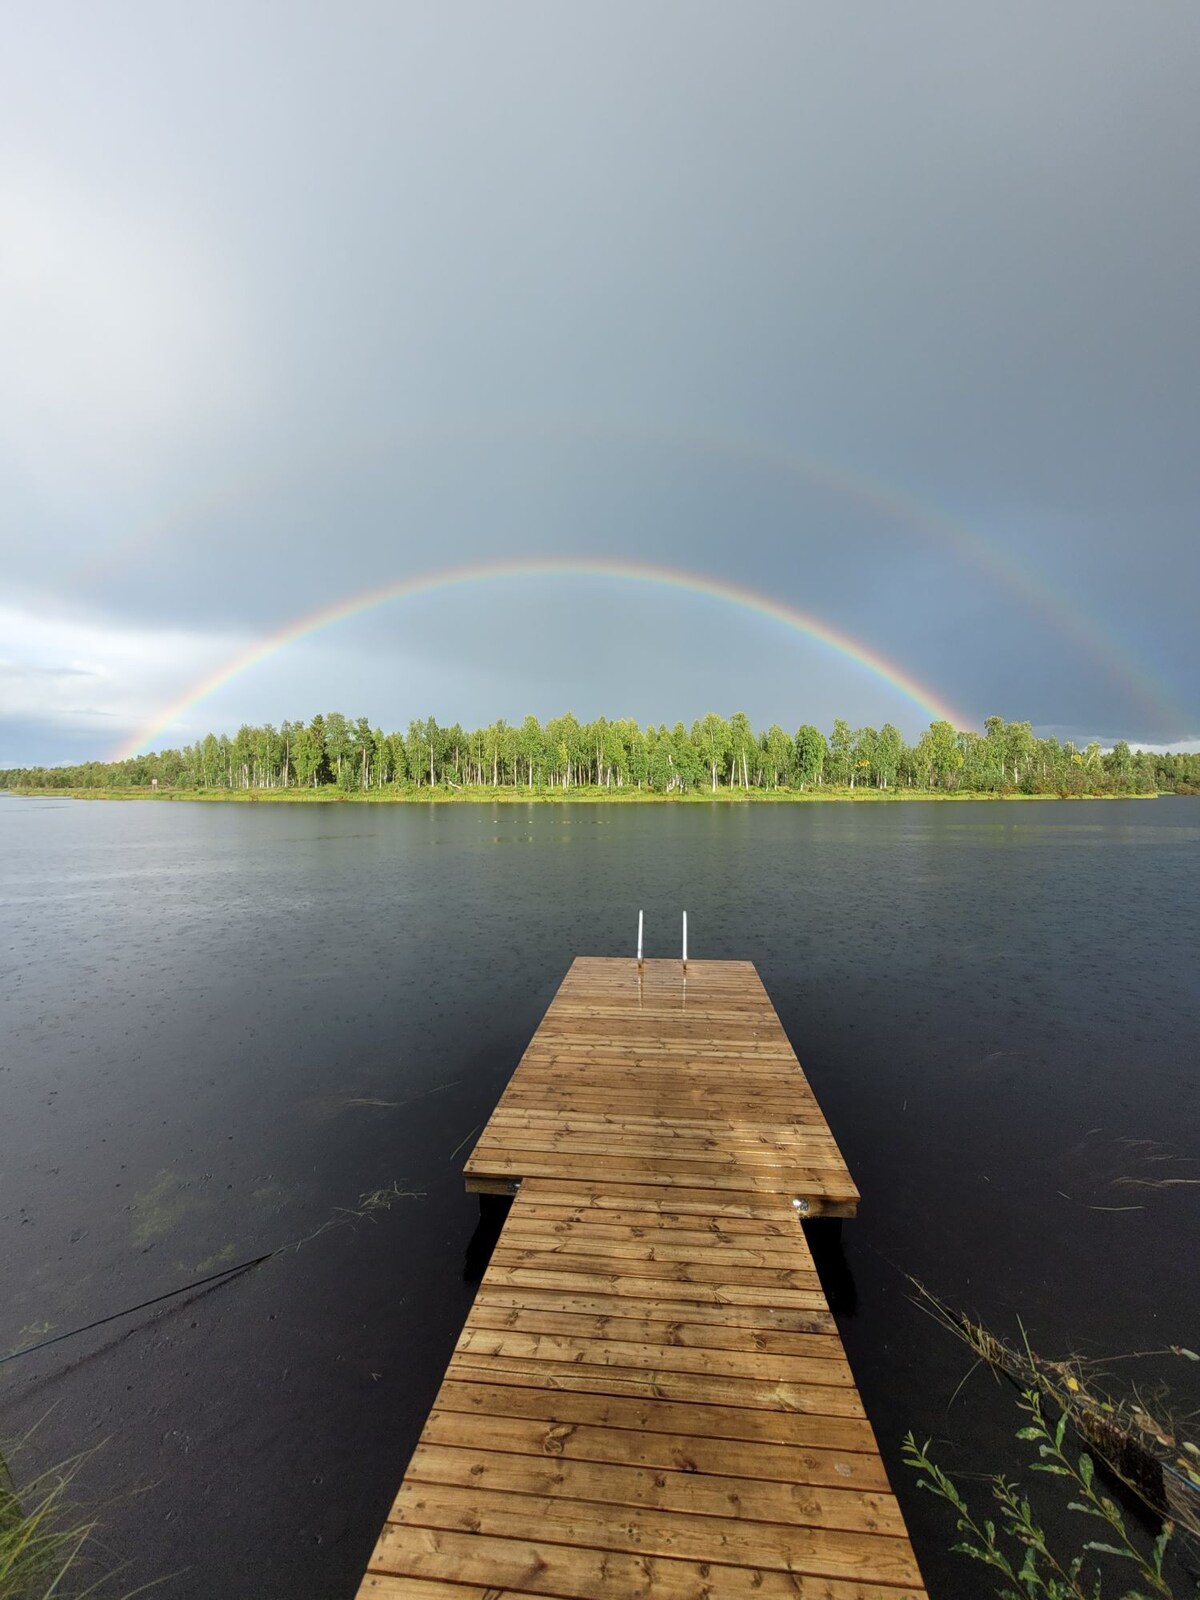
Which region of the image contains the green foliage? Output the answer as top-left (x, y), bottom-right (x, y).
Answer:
top-left (904, 1385), bottom-right (1177, 1599)
top-left (4, 714), bottom-right (1196, 798)
top-left (792, 723), bottom-right (827, 789)
top-left (0, 1435), bottom-right (142, 1600)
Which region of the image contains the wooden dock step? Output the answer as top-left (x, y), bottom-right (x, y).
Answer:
top-left (465, 958), bottom-right (859, 1217)
top-left (358, 1179), bottom-right (925, 1598)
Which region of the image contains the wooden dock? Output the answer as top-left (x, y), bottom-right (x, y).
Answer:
top-left (357, 958), bottom-right (925, 1598)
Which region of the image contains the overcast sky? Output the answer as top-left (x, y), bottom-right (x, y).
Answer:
top-left (2, 1), bottom-right (1198, 765)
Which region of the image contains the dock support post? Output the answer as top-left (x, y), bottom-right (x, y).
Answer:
top-left (637, 909), bottom-right (644, 967)
top-left (682, 910), bottom-right (688, 970)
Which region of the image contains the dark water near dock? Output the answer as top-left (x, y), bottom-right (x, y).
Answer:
top-left (2, 796), bottom-right (1198, 1598)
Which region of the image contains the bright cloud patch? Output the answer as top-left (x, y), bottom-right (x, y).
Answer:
top-left (0, 601), bottom-right (248, 754)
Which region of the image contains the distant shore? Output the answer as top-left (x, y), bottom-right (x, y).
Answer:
top-left (7, 712), bottom-right (1193, 799)
top-left (4, 786), bottom-right (1175, 805)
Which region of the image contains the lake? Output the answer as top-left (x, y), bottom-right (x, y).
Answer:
top-left (2, 795), bottom-right (1197, 1598)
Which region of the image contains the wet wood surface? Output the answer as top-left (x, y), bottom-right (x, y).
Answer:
top-left (465, 958), bottom-right (859, 1215)
top-left (356, 959), bottom-right (924, 1598)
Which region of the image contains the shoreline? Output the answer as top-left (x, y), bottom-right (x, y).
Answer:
top-left (2, 786), bottom-right (1173, 805)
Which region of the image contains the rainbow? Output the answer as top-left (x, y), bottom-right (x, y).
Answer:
top-left (66, 412), bottom-right (1186, 734)
top-left (113, 557), bottom-right (971, 759)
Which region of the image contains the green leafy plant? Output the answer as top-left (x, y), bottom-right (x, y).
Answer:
top-left (906, 1282), bottom-right (1200, 1542)
top-left (904, 1383), bottom-right (1177, 1599)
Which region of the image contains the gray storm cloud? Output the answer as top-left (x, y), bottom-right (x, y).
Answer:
top-left (1, 0), bottom-right (1197, 762)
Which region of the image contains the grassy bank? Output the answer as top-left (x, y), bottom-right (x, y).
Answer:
top-left (4, 785), bottom-right (1170, 804)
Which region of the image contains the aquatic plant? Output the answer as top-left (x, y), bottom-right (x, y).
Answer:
top-left (904, 1384), bottom-right (1178, 1598)
top-left (909, 1283), bottom-right (1200, 1541)
top-left (904, 1286), bottom-right (1200, 1598)
top-left (0, 1433), bottom-right (155, 1600)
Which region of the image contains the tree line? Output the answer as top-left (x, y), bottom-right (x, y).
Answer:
top-left (4, 712), bottom-right (1198, 796)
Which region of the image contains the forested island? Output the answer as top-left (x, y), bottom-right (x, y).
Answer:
top-left (4, 712), bottom-right (1197, 798)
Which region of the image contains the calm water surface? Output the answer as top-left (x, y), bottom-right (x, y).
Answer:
top-left (2, 797), bottom-right (1198, 1598)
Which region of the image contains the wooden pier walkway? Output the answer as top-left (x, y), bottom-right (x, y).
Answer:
top-left (357, 958), bottom-right (926, 1599)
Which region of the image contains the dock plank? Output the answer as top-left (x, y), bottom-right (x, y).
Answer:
top-left (362, 1527), bottom-right (922, 1600)
top-left (417, 1409), bottom-right (890, 1490)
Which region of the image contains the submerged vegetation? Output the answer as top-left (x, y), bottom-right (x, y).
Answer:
top-left (4, 712), bottom-right (1197, 798)
top-left (905, 1290), bottom-right (1199, 1598)
top-left (0, 1178), bottom-right (423, 1596)
top-left (910, 1285), bottom-right (1200, 1543)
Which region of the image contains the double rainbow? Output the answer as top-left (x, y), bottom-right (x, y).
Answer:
top-left (58, 414), bottom-right (1183, 754)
